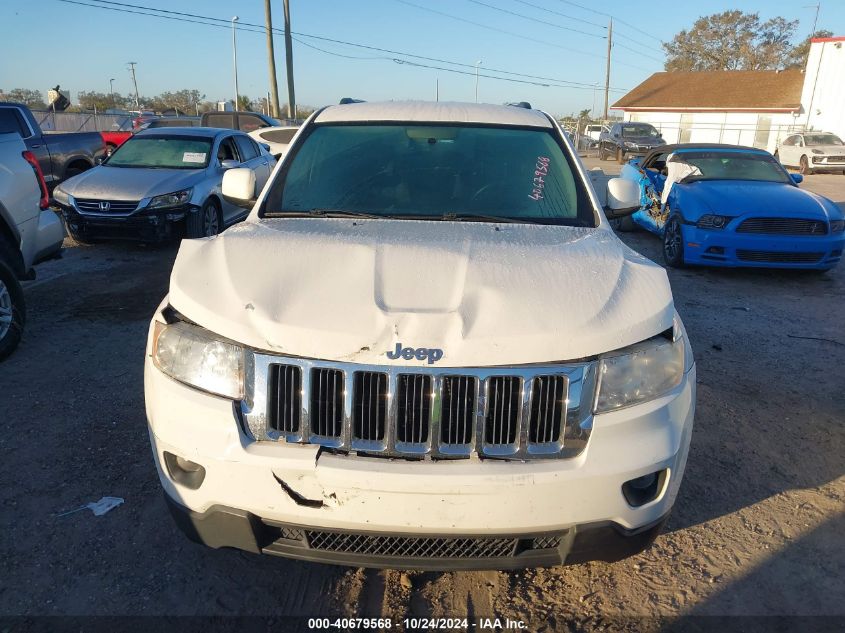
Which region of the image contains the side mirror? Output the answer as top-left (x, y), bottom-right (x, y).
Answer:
top-left (790, 173), bottom-right (803, 184)
top-left (222, 167), bottom-right (257, 208)
top-left (220, 159), bottom-right (240, 170)
top-left (96, 156), bottom-right (105, 165)
top-left (603, 178), bottom-right (640, 219)
top-left (260, 143), bottom-right (271, 152)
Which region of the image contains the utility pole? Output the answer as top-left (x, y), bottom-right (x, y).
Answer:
top-left (805, 3), bottom-right (820, 35)
top-left (435, 78), bottom-right (439, 102)
top-left (264, 0), bottom-right (281, 118)
top-left (109, 78), bottom-right (116, 110)
top-left (231, 16), bottom-right (240, 110)
top-left (127, 62), bottom-right (140, 109)
top-left (475, 60), bottom-right (482, 103)
top-left (603, 19), bottom-right (612, 120)
top-left (283, 0), bottom-right (296, 119)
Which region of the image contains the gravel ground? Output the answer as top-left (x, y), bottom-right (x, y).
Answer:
top-left (0, 165), bottom-right (843, 632)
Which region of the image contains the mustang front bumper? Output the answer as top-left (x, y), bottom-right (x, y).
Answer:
top-left (144, 351), bottom-right (696, 570)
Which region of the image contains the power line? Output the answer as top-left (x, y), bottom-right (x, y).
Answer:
top-left (55, 0), bottom-right (633, 91)
top-left (393, 0), bottom-right (654, 72)
top-left (551, 0), bottom-right (655, 41)
top-left (512, 0), bottom-right (606, 30)
top-left (464, 0), bottom-right (604, 38)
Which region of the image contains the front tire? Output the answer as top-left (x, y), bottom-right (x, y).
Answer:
top-left (186, 199), bottom-right (222, 238)
top-left (0, 260), bottom-right (26, 361)
top-left (662, 214), bottom-right (685, 268)
top-left (799, 155), bottom-right (810, 175)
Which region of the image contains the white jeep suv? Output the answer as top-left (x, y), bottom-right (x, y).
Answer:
top-left (144, 101), bottom-right (696, 570)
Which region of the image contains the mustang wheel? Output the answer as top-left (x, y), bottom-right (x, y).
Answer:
top-left (187, 199), bottom-right (222, 238)
top-left (0, 260), bottom-right (25, 361)
top-left (662, 215), bottom-right (685, 268)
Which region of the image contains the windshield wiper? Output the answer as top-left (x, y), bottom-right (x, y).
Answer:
top-left (265, 208), bottom-right (390, 219)
top-left (440, 213), bottom-right (538, 224)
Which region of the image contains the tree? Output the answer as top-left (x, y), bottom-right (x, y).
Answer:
top-left (1, 88), bottom-right (47, 109)
top-left (237, 94), bottom-right (253, 111)
top-left (786, 29), bottom-right (834, 68)
top-left (663, 11), bottom-right (798, 71)
top-left (78, 90), bottom-right (127, 111)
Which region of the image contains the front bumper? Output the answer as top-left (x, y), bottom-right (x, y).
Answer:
top-left (58, 202), bottom-right (199, 242)
top-left (681, 224), bottom-right (844, 269)
top-left (144, 352), bottom-right (696, 569)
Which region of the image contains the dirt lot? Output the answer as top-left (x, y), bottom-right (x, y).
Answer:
top-left (1, 166), bottom-right (843, 632)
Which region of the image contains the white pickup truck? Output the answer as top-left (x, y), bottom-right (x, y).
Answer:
top-left (0, 132), bottom-right (65, 360)
top-left (144, 102), bottom-right (696, 570)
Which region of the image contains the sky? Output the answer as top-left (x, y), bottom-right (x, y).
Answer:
top-left (1, 0), bottom-right (842, 116)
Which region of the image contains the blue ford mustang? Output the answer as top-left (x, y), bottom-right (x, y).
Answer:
top-left (618, 144), bottom-right (845, 270)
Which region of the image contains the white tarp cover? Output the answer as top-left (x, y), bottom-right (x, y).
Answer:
top-left (661, 153), bottom-right (702, 205)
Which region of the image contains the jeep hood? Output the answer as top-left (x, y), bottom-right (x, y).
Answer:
top-left (167, 218), bottom-right (675, 366)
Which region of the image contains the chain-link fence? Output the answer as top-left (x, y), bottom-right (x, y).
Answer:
top-left (33, 110), bottom-right (134, 133)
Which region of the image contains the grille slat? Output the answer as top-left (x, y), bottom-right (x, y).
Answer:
top-left (529, 376), bottom-right (565, 444)
top-left (736, 218), bottom-right (828, 235)
top-left (75, 198), bottom-right (140, 214)
top-left (440, 376), bottom-right (476, 446)
top-left (397, 375), bottom-right (431, 445)
top-left (485, 377), bottom-right (520, 447)
top-left (736, 250), bottom-right (825, 263)
top-left (268, 365), bottom-right (301, 433)
top-left (353, 372), bottom-right (388, 443)
top-left (310, 368), bottom-right (343, 437)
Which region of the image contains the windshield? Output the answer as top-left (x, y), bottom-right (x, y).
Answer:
top-left (107, 136), bottom-right (213, 169)
top-left (621, 124), bottom-right (660, 138)
top-left (804, 134), bottom-right (843, 146)
top-left (673, 150), bottom-right (790, 184)
top-left (263, 124), bottom-right (595, 226)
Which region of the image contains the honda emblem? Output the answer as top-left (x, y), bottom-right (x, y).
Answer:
top-left (99, 201), bottom-right (110, 212)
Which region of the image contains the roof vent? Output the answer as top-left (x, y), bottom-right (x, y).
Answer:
top-left (505, 101), bottom-right (532, 109)
top-left (339, 98), bottom-right (365, 105)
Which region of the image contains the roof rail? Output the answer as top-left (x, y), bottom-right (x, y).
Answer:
top-left (339, 98), bottom-right (365, 105)
top-left (505, 101), bottom-right (532, 109)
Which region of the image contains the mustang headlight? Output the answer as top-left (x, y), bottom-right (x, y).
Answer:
top-left (152, 320), bottom-right (244, 399)
top-left (594, 320), bottom-right (687, 413)
top-left (147, 188), bottom-right (193, 209)
top-left (696, 214), bottom-right (732, 229)
top-left (52, 187), bottom-right (70, 205)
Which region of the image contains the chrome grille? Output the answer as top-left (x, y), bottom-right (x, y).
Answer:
top-left (74, 198), bottom-right (139, 215)
top-left (736, 250), bottom-right (824, 263)
top-left (247, 353), bottom-right (596, 460)
top-left (736, 218), bottom-right (828, 235)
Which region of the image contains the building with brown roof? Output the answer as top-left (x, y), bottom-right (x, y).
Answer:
top-left (610, 37), bottom-right (844, 151)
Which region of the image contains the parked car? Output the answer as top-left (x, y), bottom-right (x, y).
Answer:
top-left (100, 131), bottom-right (133, 156)
top-left (775, 132), bottom-right (845, 175)
top-left (248, 125), bottom-right (299, 158)
top-left (200, 111), bottom-right (280, 133)
top-left (0, 132), bottom-right (65, 359)
top-left (52, 128), bottom-right (276, 242)
top-left (599, 122), bottom-right (665, 164)
top-left (132, 111), bottom-right (159, 129)
top-left (144, 101), bottom-right (696, 571)
top-left (146, 117), bottom-right (202, 129)
top-left (0, 102), bottom-right (106, 192)
top-left (584, 124), bottom-right (607, 145)
top-left (618, 143), bottom-right (845, 270)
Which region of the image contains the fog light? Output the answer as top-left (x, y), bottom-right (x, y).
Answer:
top-left (163, 451), bottom-right (206, 490)
top-left (622, 470), bottom-right (667, 507)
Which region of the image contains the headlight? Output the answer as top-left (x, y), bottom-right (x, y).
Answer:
top-left (811, 149), bottom-right (824, 155)
top-left (623, 141), bottom-right (636, 148)
top-left (152, 320), bottom-right (244, 399)
top-left (696, 214), bottom-right (732, 229)
top-left (830, 220), bottom-right (845, 233)
top-left (594, 323), bottom-right (686, 413)
top-left (53, 187), bottom-right (70, 205)
top-left (147, 188), bottom-right (192, 209)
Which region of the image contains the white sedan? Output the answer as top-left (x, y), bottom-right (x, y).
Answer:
top-left (248, 125), bottom-right (300, 159)
top-left (775, 132), bottom-right (845, 174)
